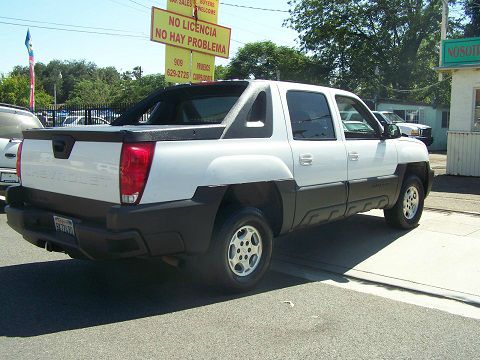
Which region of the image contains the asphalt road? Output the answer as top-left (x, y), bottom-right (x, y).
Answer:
top-left (1, 207), bottom-right (480, 359)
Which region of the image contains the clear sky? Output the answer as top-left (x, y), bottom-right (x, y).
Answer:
top-left (0, 0), bottom-right (299, 75)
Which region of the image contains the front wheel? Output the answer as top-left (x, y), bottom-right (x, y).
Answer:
top-left (384, 175), bottom-right (425, 229)
top-left (202, 207), bottom-right (273, 292)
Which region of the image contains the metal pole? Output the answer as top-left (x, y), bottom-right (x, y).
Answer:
top-left (439, 0), bottom-right (449, 80)
top-left (54, 83), bottom-right (57, 108)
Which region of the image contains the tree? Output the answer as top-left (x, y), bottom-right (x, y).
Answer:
top-left (113, 73), bottom-right (165, 105)
top-left (287, 0), bottom-right (449, 102)
top-left (66, 78), bottom-right (121, 106)
top-left (214, 65), bottom-right (229, 80)
top-left (225, 41), bottom-right (330, 85)
top-left (0, 74), bottom-right (53, 108)
top-left (464, 0), bottom-right (480, 37)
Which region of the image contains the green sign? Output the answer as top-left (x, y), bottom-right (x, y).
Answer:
top-left (442, 37), bottom-right (480, 66)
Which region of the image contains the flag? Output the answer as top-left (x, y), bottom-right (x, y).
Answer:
top-left (25, 29), bottom-right (35, 111)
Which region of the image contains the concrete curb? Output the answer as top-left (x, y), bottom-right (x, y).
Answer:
top-left (424, 207), bottom-right (480, 216)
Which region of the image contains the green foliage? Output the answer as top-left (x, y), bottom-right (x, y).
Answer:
top-left (6, 61), bottom-right (165, 107)
top-left (464, 0), bottom-right (480, 37)
top-left (113, 74), bottom-right (165, 105)
top-left (214, 65), bottom-right (229, 80)
top-left (225, 41), bottom-right (330, 85)
top-left (286, 0), bottom-right (450, 103)
top-left (0, 74), bottom-right (53, 108)
top-left (66, 78), bottom-right (121, 106)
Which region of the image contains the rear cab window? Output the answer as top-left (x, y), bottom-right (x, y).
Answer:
top-left (113, 82), bottom-right (249, 126)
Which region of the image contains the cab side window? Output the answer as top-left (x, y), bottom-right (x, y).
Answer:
top-left (336, 96), bottom-right (380, 139)
top-left (287, 91), bottom-right (336, 140)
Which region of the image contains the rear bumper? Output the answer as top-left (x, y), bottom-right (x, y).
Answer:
top-left (6, 205), bottom-right (148, 259)
top-left (5, 185), bottom-right (225, 260)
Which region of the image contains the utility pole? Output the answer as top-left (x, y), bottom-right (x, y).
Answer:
top-left (439, 0), bottom-right (449, 80)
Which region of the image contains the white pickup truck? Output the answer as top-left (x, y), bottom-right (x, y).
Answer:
top-left (6, 80), bottom-right (433, 291)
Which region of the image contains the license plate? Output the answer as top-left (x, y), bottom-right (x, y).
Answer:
top-left (0, 172), bottom-right (19, 183)
top-left (53, 216), bottom-right (75, 236)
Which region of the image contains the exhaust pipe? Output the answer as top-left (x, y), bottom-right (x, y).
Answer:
top-left (161, 255), bottom-right (185, 268)
top-left (43, 241), bottom-right (63, 253)
top-left (44, 241), bottom-right (53, 252)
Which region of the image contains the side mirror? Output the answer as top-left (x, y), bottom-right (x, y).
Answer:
top-left (382, 124), bottom-right (401, 139)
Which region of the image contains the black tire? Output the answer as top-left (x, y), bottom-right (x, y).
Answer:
top-left (201, 207), bottom-right (273, 292)
top-left (384, 175), bottom-right (425, 229)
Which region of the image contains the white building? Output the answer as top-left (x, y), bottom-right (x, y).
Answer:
top-left (437, 37), bottom-right (480, 177)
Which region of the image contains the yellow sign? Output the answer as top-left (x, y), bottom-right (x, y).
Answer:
top-left (165, 0), bottom-right (192, 83)
top-left (165, 46), bottom-right (192, 83)
top-left (195, 0), bottom-right (219, 22)
top-left (191, 53), bottom-right (214, 81)
top-left (151, 7), bottom-right (231, 59)
top-left (191, 0), bottom-right (218, 83)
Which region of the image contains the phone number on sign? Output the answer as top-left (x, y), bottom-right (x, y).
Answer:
top-left (166, 69), bottom-right (190, 79)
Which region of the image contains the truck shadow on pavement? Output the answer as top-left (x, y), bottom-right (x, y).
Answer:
top-left (273, 213), bottom-right (408, 280)
top-left (0, 212), bottom-right (408, 338)
top-left (0, 257), bottom-right (309, 338)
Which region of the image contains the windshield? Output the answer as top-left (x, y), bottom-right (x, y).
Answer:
top-left (112, 82), bottom-right (249, 126)
top-left (382, 112), bottom-right (405, 124)
top-left (0, 111), bottom-right (43, 139)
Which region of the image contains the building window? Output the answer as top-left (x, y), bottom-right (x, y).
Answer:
top-left (392, 109), bottom-right (423, 123)
top-left (442, 111), bottom-right (450, 129)
top-left (394, 110), bottom-right (405, 121)
top-left (406, 110), bottom-right (420, 123)
top-left (475, 89), bottom-right (480, 131)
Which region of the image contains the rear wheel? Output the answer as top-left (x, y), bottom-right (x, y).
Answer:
top-left (201, 207), bottom-right (273, 292)
top-left (384, 175), bottom-right (424, 229)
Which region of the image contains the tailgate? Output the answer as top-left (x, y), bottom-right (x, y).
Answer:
top-left (21, 138), bottom-right (121, 204)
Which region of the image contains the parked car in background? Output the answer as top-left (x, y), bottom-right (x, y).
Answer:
top-left (342, 120), bottom-right (375, 134)
top-left (0, 104), bottom-right (43, 200)
top-left (61, 115), bottom-right (109, 126)
top-left (373, 111), bottom-right (433, 146)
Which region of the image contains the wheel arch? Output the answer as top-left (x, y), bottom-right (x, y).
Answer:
top-left (215, 181), bottom-right (295, 237)
top-left (405, 162), bottom-right (430, 196)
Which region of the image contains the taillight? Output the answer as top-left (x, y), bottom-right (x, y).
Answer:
top-left (120, 142), bottom-right (155, 205)
top-left (16, 141), bottom-right (23, 182)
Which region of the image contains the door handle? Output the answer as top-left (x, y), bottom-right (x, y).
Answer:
top-left (299, 154), bottom-right (313, 166)
top-left (5, 153), bottom-right (16, 159)
top-left (348, 152), bottom-right (359, 161)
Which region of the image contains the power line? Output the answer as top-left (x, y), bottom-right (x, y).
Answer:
top-left (231, 39), bottom-right (246, 45)
top-left (220, 2), bottom-right (289, 13)
top-left (124, 0), bottom-right (290, 13)
top-left (0, 19), bottom-right (248, 46)
top-left (0, 16), bottom-right (146, 35)
top-left (380, 76), bottom-right (451, 94)
top-left (105, 0), bottom-right (147, 12)
top-left (124, 0), bottom-right (150, 9)
top-left (0, 20), bottom-right (148, 39)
